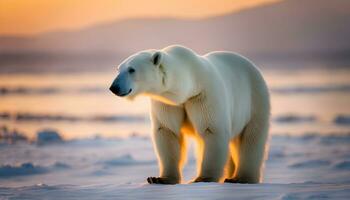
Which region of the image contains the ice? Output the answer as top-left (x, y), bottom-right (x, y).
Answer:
top-left (0, 182), bottom-right (349, 200)
top-left (0, 133), bottom-right (349, 199)
top-left (36, 129), bottom-right (63, 145)
top-left (274, 115), bottom-right (316, 124)
top-left (0, 163), bottom-right (48, 178)
top-left (0, 126), bottom-right (28, 144)
top-left (1, 112), bottom-right (147, 123)
top-left (1, 84), bottom-right (350, 96)
top-left (0, 86), bottom-right (60, 96)
top-left (319, 133), bottom-right (350, 145)
top-left (0, 161), bottom-right (71, 179)
top-left (288, 160), bottom-right (331, 168)
top-left (0, 86), bottom-right (105, 96)
top-left (271, 84), bottom-right (350, 94)
top-left (333, 161), bottom-right (350, 170)
top-left (53, 162), bottom-right (71, 169)
top-left (334, 115), bottom-right (350, 126)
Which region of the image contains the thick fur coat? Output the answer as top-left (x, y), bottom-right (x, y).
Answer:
top-left (110, 45), bottom-right (270, 184)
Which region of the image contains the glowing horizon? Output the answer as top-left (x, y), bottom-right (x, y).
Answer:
top-left (0, 0), bottom-right (280, 36)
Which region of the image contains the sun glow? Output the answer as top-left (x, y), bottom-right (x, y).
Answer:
top-left (0, 0), bottom-right (280, 35)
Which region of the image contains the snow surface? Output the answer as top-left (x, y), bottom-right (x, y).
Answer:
top-left (1, 132), bottom-right (350, 199)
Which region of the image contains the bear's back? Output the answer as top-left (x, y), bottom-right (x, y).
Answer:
top-left (204, 51), bottom-right (269, 134)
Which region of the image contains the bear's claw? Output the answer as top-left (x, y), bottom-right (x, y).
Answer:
top-left (224, 178), bottom-right (250, 184)
top-left (147, 177), bottom-right (178, 184)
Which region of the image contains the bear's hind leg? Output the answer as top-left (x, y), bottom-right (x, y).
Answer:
top-left (148, 126), bottom-right (186, 184)
top-left (225, 120), bottom-right (269, 184)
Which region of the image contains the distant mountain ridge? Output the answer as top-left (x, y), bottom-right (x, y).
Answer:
top-left (1, 0), bottom-right (349, 72)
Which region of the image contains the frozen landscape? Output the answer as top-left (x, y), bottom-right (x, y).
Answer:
top-left (0, 129), bottom-right (350, 199)
top-left (0, 68), bottom-right (349, 199)
top-left (0, 1), bottom-right (350, 198)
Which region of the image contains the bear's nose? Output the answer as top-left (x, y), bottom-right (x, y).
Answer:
top-left (109, 84), bottom-right (121, 95)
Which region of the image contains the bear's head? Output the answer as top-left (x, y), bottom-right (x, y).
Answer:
top-left (110, 51), bottom-right (166, 100)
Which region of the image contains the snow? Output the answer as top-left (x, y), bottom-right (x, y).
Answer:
top-left (102, 154), bottom-right (155, 166)
top-left (1, 182), bottom-right (349, 200)
top-left (1, 131), bottom-right (350, 199)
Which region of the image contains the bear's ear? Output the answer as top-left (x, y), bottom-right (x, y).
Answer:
top-left (151, 51), bottom-right (162, 66)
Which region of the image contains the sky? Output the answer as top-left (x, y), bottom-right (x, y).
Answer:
top-left (0, 0), bottom-right (280, 36)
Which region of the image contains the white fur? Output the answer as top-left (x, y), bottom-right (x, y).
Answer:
top-left (111, 45), bottom-right (270, 184)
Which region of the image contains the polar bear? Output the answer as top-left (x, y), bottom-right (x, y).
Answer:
top-left (110, 45), bottom-right (270, 184)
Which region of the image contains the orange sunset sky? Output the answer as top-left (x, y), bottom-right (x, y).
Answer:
top-left (0, 0), bottom-right (280, 36)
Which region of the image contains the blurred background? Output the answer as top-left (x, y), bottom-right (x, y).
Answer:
top-left (0, 0), bottom-right (349, 140)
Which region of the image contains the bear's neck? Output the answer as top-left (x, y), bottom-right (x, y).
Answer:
top-left (147, 64), bottom-right (201, 106)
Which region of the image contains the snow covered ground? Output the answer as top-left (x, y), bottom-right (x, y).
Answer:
top-left (1, 132), bottom-right (349, 200)
top-left (0, 69), bottom-right (349, 199)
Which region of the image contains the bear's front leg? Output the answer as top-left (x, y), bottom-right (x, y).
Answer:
top-left (193, 128), bottom-right (229, 183)
top-left (148, 126), bottom-right (185, 184)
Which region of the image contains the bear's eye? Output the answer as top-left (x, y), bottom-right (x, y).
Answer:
top-left (128, 67), bottom-right (135, 74)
